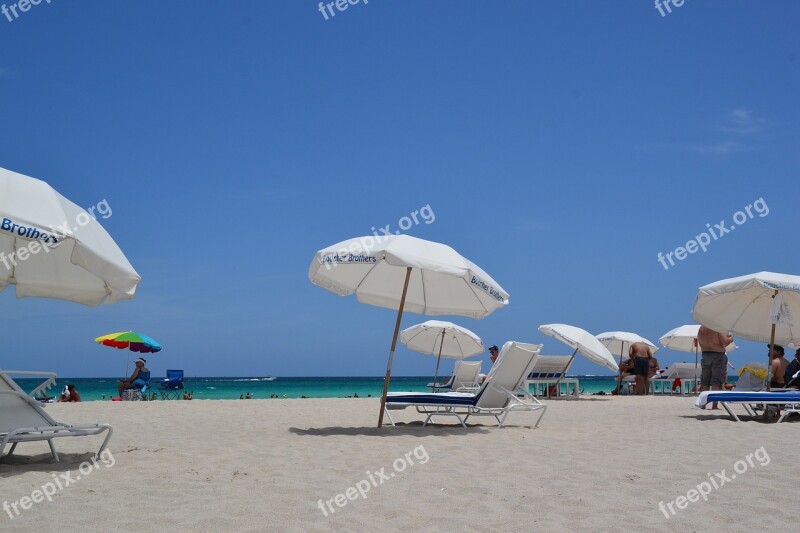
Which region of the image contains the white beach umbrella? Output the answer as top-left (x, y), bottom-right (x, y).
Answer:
top-left (596, 331), bottom-right (658, 392)
top-left (659, 324), bottom-right (736, 360)
top-left (538, 324), bottom-right (619, 384)
top-left (309, 235), bottom-right (509, 426)
top-left (400, 320), bottom-right (484, 386)
top-left (0, 167), bottom-right (140, 305)
top-left (692, 272), bottom-right (800, 390)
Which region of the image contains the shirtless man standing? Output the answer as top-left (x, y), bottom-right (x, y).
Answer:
top-left (697, 325), bottom-right (733, 409)
top-left (629, 342), bottom-right (653, 395)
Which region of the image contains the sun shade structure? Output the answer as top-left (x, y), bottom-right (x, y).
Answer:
top-left (400, 320), bottom-right (484, 387)
top-left (95, 331), bottom-right (162, 353)
top-left (538, 325), bottom-right (619, 384)
top-left (309, 235), bottom-right (509, 427)
top-left (0, 167), bottom-right (140, 306)
top-left (692, 272), bottom-right (800, 390)
top-left (596, 331), bottom-right (658, 393)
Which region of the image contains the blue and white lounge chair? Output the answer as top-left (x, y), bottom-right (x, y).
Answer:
top-left (159, 369), bottom-right (185, 400)
top-left (525, 355), bottom-right (580, 399)
top-left (0, 370), bottom-right (113, 462)
top-left (385, 341), bottom-right (546, 428)
top-left (695, 390), bottom-right (800, 422)
top-left (427, 360), bottom-right (482, 392)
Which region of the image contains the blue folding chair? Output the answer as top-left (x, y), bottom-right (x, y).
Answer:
top-left (159, 370), bottom-right (184, 400)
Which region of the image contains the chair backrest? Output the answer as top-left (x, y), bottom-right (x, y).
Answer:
top-left (476, 341), bottom-right (542, 409)
top-left (664, 363), bottom-right (702, 379)
top-left (452, 361), bottom-right (481, 389)
top-left (165, 369), bottom-right (184, 382)
top-left (527, 356), bottom-right (573, 379)
top-left (735, 362), bottom-right (767, 391)
top-left (0, 373), bottom-right (58, 434)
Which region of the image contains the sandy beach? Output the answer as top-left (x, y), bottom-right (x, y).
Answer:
top-left (1, 396), bottom-right (794, 532)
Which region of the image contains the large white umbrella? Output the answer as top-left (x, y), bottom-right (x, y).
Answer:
top-left (309, 235), bottom-right (509, 426)
top-left (692, 272), bottom-right (800, 390)
top-left (596, 331), bottom-right (658, 392)
top-left (538, 324), bottom-right (619, 388)
top-left (0, 167), bottom-right (140, 305)
top-left (659, 324), bottom-right (736, 361)
top-left (400, 320), bottom-right (483, 386)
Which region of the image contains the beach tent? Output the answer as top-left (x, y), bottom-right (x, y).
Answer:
top-left (309, 235), bottom-right (508, 427)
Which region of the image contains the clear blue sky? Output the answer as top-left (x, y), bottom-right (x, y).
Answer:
top-left (1, 1), bottom-right (798, 378)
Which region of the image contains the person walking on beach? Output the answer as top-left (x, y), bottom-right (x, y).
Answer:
top-left (697, 325), bottom-right (733, 409)
top-left (629, 342), bottom-right (653, 395)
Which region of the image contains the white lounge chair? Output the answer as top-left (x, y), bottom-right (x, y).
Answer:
top-left (648, 363), bottom-right (702, 395)
top-left (525, 355), bottom-right (580, 399)
top-left (385, 341), bottom-right (546, 428)
top-left (0, 370), bottom-right (113, 462)
top-left (427, 360), bottom-right (482, 392)
top-left (695, 390), bottom-right (800, 422)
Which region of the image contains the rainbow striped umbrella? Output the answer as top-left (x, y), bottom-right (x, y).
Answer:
top-left (95, 331), bottom-right (162, 353)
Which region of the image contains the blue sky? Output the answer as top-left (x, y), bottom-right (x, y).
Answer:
top-left (1, 1), bottom-right (798, 378)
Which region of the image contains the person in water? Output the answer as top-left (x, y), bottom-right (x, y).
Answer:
top-left (118, 358), bottom-right (151, 395)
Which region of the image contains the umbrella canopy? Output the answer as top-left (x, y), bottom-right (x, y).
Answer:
top-left (692, 272), bottom-right (800, 345)
top-left (400, 320), bottom-right (484, 359)
top-left (596, 331), bottom-right (658, 361)
top-left (0, 167), bottom-right (140, 305)
top-left (95, 331), bottom-right (162, 353)
top-left (401, 320), bottom-right (483, 386)
top-left (659, 325), bottom-right (737, 354)
top-left (310, 235), bottom-right (509, 426)
top-left (539, 324), bottom-right (619, 372)
top-left (309, 235), bottom-right (509, 318)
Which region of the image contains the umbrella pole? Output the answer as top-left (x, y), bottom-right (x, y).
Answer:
top-left (767, 323), bottom-right (777, 392)
top-left (378, 267), bottom-right (413, 428)
top-left (615, 345), bottom-right (625, 394)
top-left (432, 329), bottom-right (445, 389)
top-left (554, 348), bottom-right (579, 396)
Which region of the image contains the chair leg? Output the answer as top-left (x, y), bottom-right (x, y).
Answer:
top-left (48, 440), bottom-right (59, 462)
top-left (8, 442), bottom-right (18, 456)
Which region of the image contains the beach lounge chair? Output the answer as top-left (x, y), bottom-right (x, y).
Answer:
top-left (651, 363), bottom-right (702, 395)
top-left (159, 369), bottom-right (185, 400)
top-left (385, 341), bottom-right (546, 428)
top-left (695, 390), bottom-right (800, 422)
top-left (0, 369), bottom-right (58, 401)
top-left (525, 355), bottom-right (579, 399)
top-left (0, 370), bottom-right (112, 462)
top-left (427, 361), bottom-right (482, 392)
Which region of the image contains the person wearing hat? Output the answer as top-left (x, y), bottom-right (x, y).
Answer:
top-left (480, 345), bottom-right (501, 383)
top-left (118, 358), bottom-right (151, 396)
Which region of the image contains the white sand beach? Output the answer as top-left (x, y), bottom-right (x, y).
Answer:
top-left (1, 396), bottom-right (794, 532)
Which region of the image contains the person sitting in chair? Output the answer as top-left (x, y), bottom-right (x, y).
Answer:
top-left (118, 358), bottom-right (151, 395)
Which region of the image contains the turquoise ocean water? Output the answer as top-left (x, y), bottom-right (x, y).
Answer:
top-left (13, 375), bottom-right (633, 401)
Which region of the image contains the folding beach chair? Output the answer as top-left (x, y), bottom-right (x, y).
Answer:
top-left (427, 361), bottom-right (481, 392)
top-left (0, 370), bottom-right (113, 462)
top-left (525, 355), bottom-right (580, 399)
top-left (159, 369), bottom-right (185, 400)
top-left (385, 341), bottom-right (546, 428)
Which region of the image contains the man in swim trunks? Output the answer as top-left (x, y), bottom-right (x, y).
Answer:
top-left (629, 342), bottom-right (653, 395)
top-left (697, 325), bottom-right (733, 409)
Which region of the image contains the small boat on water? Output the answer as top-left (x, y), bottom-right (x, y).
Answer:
top-left (263, 376), bottom-right (277, 381)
